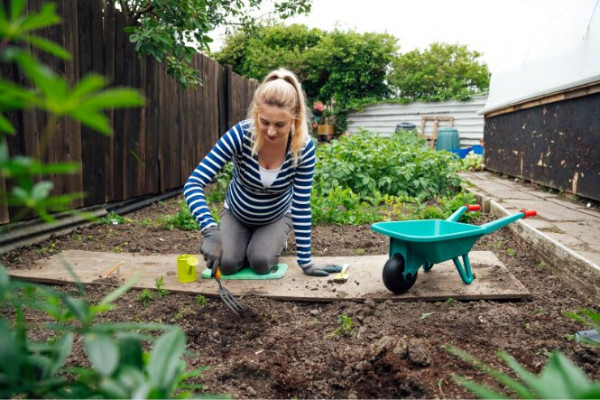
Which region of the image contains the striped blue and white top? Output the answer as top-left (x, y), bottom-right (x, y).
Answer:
top-left (183, 120), bottom-right (316, 268)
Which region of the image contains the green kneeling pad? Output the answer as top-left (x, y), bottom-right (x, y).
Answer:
top-left (201, 263), bottom-right (288, 280)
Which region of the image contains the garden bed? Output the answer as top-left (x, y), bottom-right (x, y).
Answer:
top-left (1, 195), bottom-right (599, 398)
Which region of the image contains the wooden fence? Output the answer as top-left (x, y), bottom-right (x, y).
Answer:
top-left (0, 0), bottom-right (258, 224)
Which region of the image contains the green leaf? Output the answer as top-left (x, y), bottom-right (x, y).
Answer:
top-left (99, 273), bottom-right (142, 307)
top-left (0, 114), bottom-right (15, 134)
top-left (452, 375), bottom-right (509, 399)
top-left (83, 333), bottom-right (119, 376)
top-left (62, 296), bottom-right (90, 324)
top-left (69, 74), bottom-right (106, 99)
top-left (25, 35), bottom-right (71, 59)
top-left (10, 0), bottom-right (26, 20)
top-left (18, 3), bottom-right (61, 32)
top-left (69, 109), bottom-right (112, 135)
top-left (117, 335), bottom-right (144, 371)
top-left (31, 181), bottom-right (53, 201)
top-left (148, 328), bottom-right (186, 391)
top-left (81, 88), bottom-right (145, 109)
top-left (47, 333), bottom-right (73, 377)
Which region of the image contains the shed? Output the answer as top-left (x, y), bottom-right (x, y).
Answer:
top-left (480, 0), bottom-right (600, 201)
top-left (346, 94), bottom-right (487, 148)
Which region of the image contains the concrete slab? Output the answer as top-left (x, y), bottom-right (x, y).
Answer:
top-left (502, 199), bottom-right (589, 222)
top-left (9, 250), bottom-right (531, 302)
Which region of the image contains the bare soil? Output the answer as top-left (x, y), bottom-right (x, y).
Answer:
top-left (1, 195), bottom-right (599, 399)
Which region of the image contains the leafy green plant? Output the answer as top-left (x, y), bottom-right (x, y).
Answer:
top-left (137, 288), bottom-right (154, 307)
top-left (462, 151), bottom-right (485, 171)
top-left (563, 308), bottom-right (600, 346)
top-left (327, 314), bottom-right (355, 338)
top-left (315, 129), bottom-right (461, 201)
top-left (444, 344), bottom-right (600, 399)
top-left (99, 212), bottom-right (129, 225)
top-left (155, 276), bottom-right (169, 298)
top-left (195, 294), bottom-right (208, 307)
top-left (159, 201), bottom-right (198, 231)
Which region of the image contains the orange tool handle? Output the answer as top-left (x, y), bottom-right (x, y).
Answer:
top-left (520, 209), bottom-right (537, 218)
top-left (466, 204), bottom-right (481, 212)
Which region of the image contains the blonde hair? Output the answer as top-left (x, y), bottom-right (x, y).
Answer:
top-left (248, 68), bottom-right (309, 166)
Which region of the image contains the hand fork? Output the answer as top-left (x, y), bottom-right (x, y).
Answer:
top-left (212, 267), bottom-right (244, 315)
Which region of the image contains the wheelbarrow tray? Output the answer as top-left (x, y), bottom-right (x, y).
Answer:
top-left (372, 220), bottom-right (483, 264)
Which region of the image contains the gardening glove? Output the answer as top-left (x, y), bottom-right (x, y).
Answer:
top-left (200, 227), bottom-right (222, 275)
top-left (302, 263), bottom-right (343, 277)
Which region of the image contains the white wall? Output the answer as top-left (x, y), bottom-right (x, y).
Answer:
top-left (346, 94), bottom-right (487, 148)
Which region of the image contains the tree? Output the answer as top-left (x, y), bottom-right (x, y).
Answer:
top-left (388, 42), bottom-right (490, 102)
top-left (213, 24), bottom-right (398, 105)
top-left (112, 0), bottom-right (312, 88)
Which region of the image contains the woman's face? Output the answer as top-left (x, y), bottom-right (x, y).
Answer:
top-left (257, 104), bottom-right (294, 145)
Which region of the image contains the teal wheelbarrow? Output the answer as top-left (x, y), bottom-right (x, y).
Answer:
top-left (371, 205), bottom-right (537, 294)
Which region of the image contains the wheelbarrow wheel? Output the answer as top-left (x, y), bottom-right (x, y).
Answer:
top-left (383, 254), bottom-right (418, 294)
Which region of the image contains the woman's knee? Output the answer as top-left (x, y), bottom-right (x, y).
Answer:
top-left (247, 254), bottom-right (278, 275)
top-left (219, 255), bottom-right (245, 275)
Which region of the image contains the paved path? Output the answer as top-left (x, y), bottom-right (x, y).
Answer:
top-left (460, 171), bottom-right (600, 303)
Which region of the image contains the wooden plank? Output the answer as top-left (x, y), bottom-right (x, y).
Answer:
top-left (103, 2), bottom-right (117, 202)
top-left (10, 250), bottom-right (532, 302)
top-left (111, 9), bottom-right (127, 200)
top-left (158, 63), bottom-right (167, 192)
top-left (123, 22), bottom-right (142, 199)
top-left (143, 57), bottom-right (159, 194)
top-left (61, 0), bottom-right (83, 207)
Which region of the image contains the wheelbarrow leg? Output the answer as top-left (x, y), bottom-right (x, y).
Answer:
top-left (452, 255), bottom-right (474, 284)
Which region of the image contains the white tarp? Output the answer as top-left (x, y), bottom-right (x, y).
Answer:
top-left (480, 0), bottom-right (600, 114)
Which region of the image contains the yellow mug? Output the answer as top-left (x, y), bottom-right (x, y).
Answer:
top-left (176, 254), bottom-right (198, 283)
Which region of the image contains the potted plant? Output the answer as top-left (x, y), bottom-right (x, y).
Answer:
top-left (317, 107), bottom-right (335, 142)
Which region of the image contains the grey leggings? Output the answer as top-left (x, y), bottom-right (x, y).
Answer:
top-left (219, 208), bottom-right (293, 275)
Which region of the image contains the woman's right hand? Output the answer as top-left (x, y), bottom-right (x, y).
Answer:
top-left (200, 227), bottom-right (223, 273)
top-left (302, 263), bottom-right (343, 276)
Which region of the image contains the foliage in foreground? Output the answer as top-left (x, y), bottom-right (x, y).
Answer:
top-left (444, 308), bottom-right (600, 399)
top-left (0, 266), bottom-right (207, 398)
top-left (1, 2), bottom-right (210, 397)
top-left (444, 344), bottom-right (600, 399)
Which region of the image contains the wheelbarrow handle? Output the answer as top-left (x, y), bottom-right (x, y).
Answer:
top-left (447, 204), bottom-right (481, 222)
top-left (520, 209), bottom-right (537, 218)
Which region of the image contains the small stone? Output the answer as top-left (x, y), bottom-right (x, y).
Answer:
top-left (353, 360), bottom-right (371, 371)
top-left (310, 309), bottom-right (320, 316)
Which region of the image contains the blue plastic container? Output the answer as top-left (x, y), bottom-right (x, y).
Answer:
top-left (450, 148), bottom-right (471, 159)
top-left (471, 144), bottom-right (484, 155)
